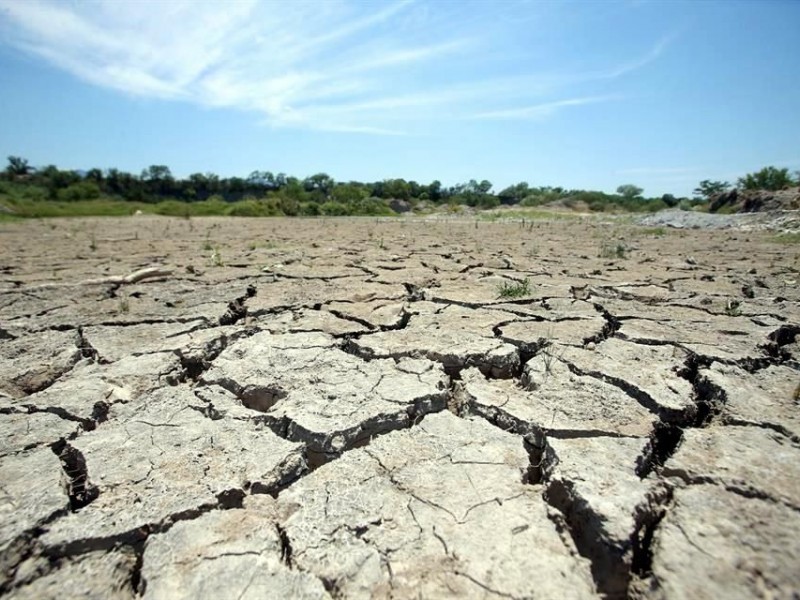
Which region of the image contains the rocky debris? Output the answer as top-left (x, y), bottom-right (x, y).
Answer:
top-left (709, 186), bottom-right (800, 214)
top-left (639, 206), bottom-right (800, 232)
top-left (388, 198), bottom-right (411, 213)
top-left (1, 215), bottom-right (799, 598)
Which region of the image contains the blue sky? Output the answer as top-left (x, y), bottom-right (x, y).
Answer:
top-left (0, 0), bottom-right (798, 197)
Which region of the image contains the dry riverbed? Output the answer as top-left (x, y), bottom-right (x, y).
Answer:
top-left (1, 214), bottom-right (799, 599)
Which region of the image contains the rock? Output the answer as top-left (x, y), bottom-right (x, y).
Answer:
top-left (388, 199), bottom-right (411, 213)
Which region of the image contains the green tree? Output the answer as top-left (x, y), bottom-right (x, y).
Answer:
top-left (303, 173), bottom-right (335, 198)
top-left (693, 179), bottom-right (730, 200)
top-left (661, 193), bottom-right (679, 207)
top-left (498, 182), bottom-right (530, 205)
top-left (141, 165), bottom-right (175, 198)
top-left (57, 181), bottom-right (101, 202)
top-left (738, 166), bottom-right (794, 191)
top-left (6, 156), bottom-right (32, 179)
top-left (616, 184), bottom-right (643, 199)
top-left (427, 180), bottom-right (443, 202)
top-left (331, 183), bottom-right (368, 204)
top-left (382, 178), bottom-right (411, 201)
top-left (85, 168), bottom-right (104, 184)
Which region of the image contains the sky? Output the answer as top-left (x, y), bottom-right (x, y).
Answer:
top-left (0, 0), bottom-right (798, 197)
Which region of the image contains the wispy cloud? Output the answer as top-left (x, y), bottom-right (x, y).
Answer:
top-left (471, 96), bottom-right (618, 120)
top-left (0, 0), bottom-right (672, 133)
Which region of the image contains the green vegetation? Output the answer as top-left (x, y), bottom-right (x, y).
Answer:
top-left (773, 232), bottom-right (800, 244)
top-left (3, 156), bottom-right (798, 220)
top-left (693, 180), bottom-right (731, 201)
top-left (497, 278), bottom-right (531, 299)
top-left (599, 240), bottom-right (627, 259)
top-left (478, 208), bottom-right (580, 221)
top-left (738, 166), bottom-right (795, 191)
top-left (640, 227), bottom-right (667, 236)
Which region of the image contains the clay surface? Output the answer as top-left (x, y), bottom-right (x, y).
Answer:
top-left (1, 215), bottom-right (798, 598)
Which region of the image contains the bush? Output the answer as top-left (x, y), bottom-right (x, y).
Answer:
top-left (226, 198), bottom-right (283, 217)
top-left (299, 202), bottom-right (320, 216)
top-left (154, 200), bottom-right (192, 217)
top-left (320, 201), bottom-right (351, 216)
top-left (56, 182), bottom-right (101, 202)
top-left (738, 166), bottom-right (795, 191)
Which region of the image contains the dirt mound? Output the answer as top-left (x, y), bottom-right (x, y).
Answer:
top-left (710, 187), bottom-right (800, 213)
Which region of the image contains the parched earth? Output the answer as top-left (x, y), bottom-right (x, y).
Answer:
top-left (1, 215), bottom-right (799, 599)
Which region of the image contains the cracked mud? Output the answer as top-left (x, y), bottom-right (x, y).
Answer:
top-left (1, 215), bottom-right (799, 599)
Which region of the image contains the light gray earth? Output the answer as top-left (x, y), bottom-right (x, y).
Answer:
top-left (1, 215), bottom-right (799, 599)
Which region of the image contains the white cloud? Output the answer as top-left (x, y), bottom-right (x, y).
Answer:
top-left (471, 96), bottom-right (618, 120)
top-left (0, 0), bottom-right (672, 133)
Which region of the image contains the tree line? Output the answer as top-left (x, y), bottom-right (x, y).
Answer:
top-left (3, 156), bottom-right (798, 217)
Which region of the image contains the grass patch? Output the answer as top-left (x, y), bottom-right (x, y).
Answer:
top-left (497, 278), bottom-right (531, 299)
top-left (773, 232), bottom-right (800, 244)
top-left (639, 226), bottom-right (667, 236)
top-left (599, 240), bottom-right (627, 259)
top-left (479, 209), bottom-right (579, 222)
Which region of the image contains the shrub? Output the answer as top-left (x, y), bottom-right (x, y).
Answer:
top-left (497, 278), bottom-right (531, 299)
top-left (320, 201), bottom-right (351, 216)
top-left (56, 182), bottom-right (101, 202)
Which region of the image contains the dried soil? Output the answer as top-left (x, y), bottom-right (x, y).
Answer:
top-left (1, 215), bottom-right (799, 599)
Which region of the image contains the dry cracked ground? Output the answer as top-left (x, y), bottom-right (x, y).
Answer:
top-left (1, 215), bottom-right (799, 599)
